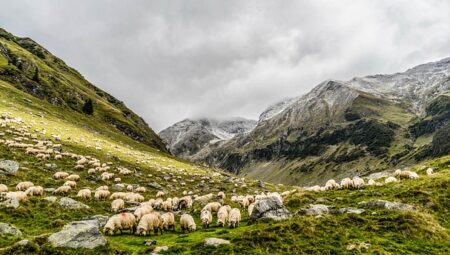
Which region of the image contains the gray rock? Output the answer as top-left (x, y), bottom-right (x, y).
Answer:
top-left (45, 163), bottom-right (58, 171)
top-left (299, 204), bottom-right (330, 216)
top-left (362, 200), bottom-right (416, 211)
top-left (0, 223), bottom-right (22, 236)
top-left (44, 188), bottom-right (56, 193)
top-left (250, 194), bottom-right (291, 221)
top-left (152, 245), bottom-right (169, 253)
top-left (84, 215), bottom-right (109, 228)
top-left (59, 197), bottom-right (89, 209)
top-left (112, 184), bottom-right (125, 191)
top-left (16, 239), bottom-right (30, 246)
top-left (148, 182), bottom-right (162, 190)
top-left (0, 160), bottom-right (19, 175)
top-left (204, 238), bottom-right (230, 247)
top-left (332, 207), bottom-right (365, 215)
top-left (48, 220), bottom-right (107, 249)
top-left (44, 196), bottom-right (58, 203)
top-left (0, 198), bottom-right (20, 208)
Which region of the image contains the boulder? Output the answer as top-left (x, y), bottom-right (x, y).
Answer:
top-left (250, 194), bottom-right (291, 221)
top-left (84, 215), bottom-right (109, 228)
top-left (44, 188), bottom-right (56, 193)
top-left (204, 238), bottom-right (230, 247)
top-left (59, 197), bottom-right (89, 209)
top-left (48, 220), bottom-right (107, 249)
top-left (362, 200), bottom-right (416, 211)
top-left (0, 223), bottom-right (22, 236)
top-left (148, 182), bottom-right (162, 190)
top-left (0, 198), bottom-right (20, 209)
top-left (0, 160), bottom-right (19, 175)
top-left (298, 204), bottom-right (330, 216)
top-left (44, 196), bottom-right (58, 203)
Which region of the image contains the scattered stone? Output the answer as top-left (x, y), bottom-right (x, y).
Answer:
top-left (336, 208), bottom-right (365, 214)
top-left (204, 238), bottom-right (230, 247)
top-left (44, 196), bottom-right (58, 203)
top-left (0, 160), bottom-right (19, 175)
top-left (362, 200), bottom-right (416, 211)
top-left (45, 163), bottom-right (58, 171)
top-left (0, 223), bottom-right (22, 236)
top-left (346, 242), bottom-right (371, 251)
top-left (112, 184), bottom-right (125, 191)
top-left (144, 239), bottom-right (157, 246)
top-left (59, 197), bottom-right (89, 209)
top-left (84, 215), bottom-right (109, 228)
top-left (0, 198), bottom-right (20, 209)
top-left (148, 182), bottom-right (162, 190)
top-left (48, 220), bottom-right (107, 249)
top-left (16, 239), bottom-right (30, 246)
top-left (44, 188), bottom-right (56, 193)
top-left (250, 194), bottom-right (291, 221)
top-left (298, 204), bottom-right (330, 216)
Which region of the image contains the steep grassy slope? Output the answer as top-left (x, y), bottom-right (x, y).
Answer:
top-left (0, 28), bottom-right (166, 151)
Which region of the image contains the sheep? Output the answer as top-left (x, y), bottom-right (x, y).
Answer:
top-left (15, 181), bottom-right (34, 191)
top-left (63, 180), bottom-right (77, 188)
top-left (217, 206), bottom-right (229, 227)
top-left (202, 202), bottom-right (222, 212)
top-left (248, 203), bottom-right (255, 218)
top-left (325, 179), bottom-right (339, 190)
top-left (136, 212), bottom-right (163, 236)
top-left (228, 208), bottom-right (241, 228)
top-left (0, 184), bottom-right (8, 193)
top-left (96, 186), bottom-right (109, 191)
top-left (104, 212), bottom-right (137, 235)
top-left (161, 212), bottom-right (175, 231)
top-left (66, 174), bottom-right (80, 182)
top-left (161, 200), bottom-right (173, 211)
top-left (180, 214), bottom-right (196, 232)
top-left (111, 199), bottom-right (125, 212)
top-left (395, 170), bottom-right (419, 180)
top-left (352, 176), bottom-right (365, 189)
top-left (367, 179), bottom-right (376, 186)
top-left (54, 185), bottom-right (71, 195)
top-left (25, 186), bottom-right (43, 196)
top-left (77, 189), bottom-right (91, 199)
top-left (426, 168), bottom-right (434, 176)
top-left (74, 164), bottom-right (85, 170)
top-left (88, 169), bottom-right (96, 175)
top-left (156, 191), bottom-right (165, 198)
top-left (114, 178), bottom-right (122, 183)
top-left (200, 209), bottom-right (213, 229)
top-left (135, 187), bottom-right (146, 193)
top-left (133, 205), bottom-right (154, 221)
top-left (385, 176), bottom-right (398, 184)
top-left (124, 193), bottom-right (145, 203)
top-left (340, 178), bottom-right (353, 189)
top-left (95, 190), bottom-right (111, 200)
top-left (5, 191), bottom-right (28, 202)
top-left (101, 172), bottom-right (114, 181)
top-left (53, 172), bottom-right (69, 180)
top-left (238, 197), bottom-right (250, 208)
top-left (217, 191), bottom-right (226, 199)
top-left (110, 192), bottom-right (126, 200)
top-left (126, 185), bottom-right (134, 192)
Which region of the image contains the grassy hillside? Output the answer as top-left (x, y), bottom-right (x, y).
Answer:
top-left (0, 28), bottom-right (166, 151)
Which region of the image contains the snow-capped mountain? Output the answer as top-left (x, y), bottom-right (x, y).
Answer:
top-left (258, 97), bottom-right (297, 122)
top-left (159, 117), bottom-right (256, 159)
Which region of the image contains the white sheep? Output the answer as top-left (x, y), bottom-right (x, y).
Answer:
top-left (217, 206), bottom-right (229, 227)
top-left (114, 178), bottom-right (122, 183)
top-left (63, 180), bottom-right (77, 188)
top-left (134, 205), bottom-right (154, 221)
top-left (111, 199), bottom-right (125, 212)
top-left (53, 172), bottom-right (69, 180)
top-left (385, 176), bottom-right (398, 184)
top-left (352, 176), bottom-right (365, 189)
top-left (54, 185), bottom-right (71, 195)
top-left (180, 214), bottom-right (196, 232)
top-left (5, 191), bottom-right (28, 202)
top-left (395, 170), bottom-right (419, 180)
top-left (426, 168), bottom-right (434, 176)
top-left (16, 181), bottom-right (34, 191)
top-left (96, 186), bottom-right (109, 191)
top-left (0, 184), bottom-right (8, 193)
top-left (104, 212), bottom-right (137, 235)
top-left (161, 200), bottom-right (173, 211)
top-left (135, 187), bottom-right (146, 193)
top-left (217, 191), bottom-right (226, 199)
top-left (200, 209), bottom-right (212, 229)
top-left (124, 193), bottom-right (145, 203)
top-left (340, 178), bottom-right (353, 189)
top-left (25, 186), bottom-right (43, 196)
top-left (77, 189), bottom-right (91, 199)
top-left (126, 185), bottom-right (134, 191)
top-left (136, 212), bottom-right (163, 236)
top-left (66, 174), bottom-right (80, 182)
top-left (161, 212), bottom-right (175, 231)
top-left (325, 179), bottom-right (339, 190)
top-left (367, 179), bottom-right (376, 186)
top-left (110, 192), bottom-right (126, 200)
top-left (248, 203), bottom-right (255, 218)
top-left (95, 190), bottom-right (111, 200)
top-left (202, 202), bottom-right (222, 212)
top-left (156, 191), bottom-right (165, 198)
top-left (228, 208), bottom-right (241, 228)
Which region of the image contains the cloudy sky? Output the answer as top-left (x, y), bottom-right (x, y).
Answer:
top-left (2, 0), bottom-right (450, 131)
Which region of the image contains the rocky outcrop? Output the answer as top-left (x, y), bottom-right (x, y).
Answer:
top-left (48, 220), bottom-right (107, 249)
top-left (0, 222), bottom-right (22, 236)
top-left (59, 197), bottom-right (89, 209)
top-left (250, 194), bottom-right (291, 221)
top-left (0, 160), bottom-right (19, 175)
top-left (204, 238), bottom-right (230, 247)
top-left (362, 200), bottom-right (417, 211)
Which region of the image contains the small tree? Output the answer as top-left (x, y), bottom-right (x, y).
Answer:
top-left (82, 99), bottom-right (94, 115)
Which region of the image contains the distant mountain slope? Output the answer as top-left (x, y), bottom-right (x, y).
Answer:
top-left (159, 117), bottom-right (256, 159)
top-left (197, 58), bottom-right (450, 185)
top-left (0, 28), bottom-right (166, 151)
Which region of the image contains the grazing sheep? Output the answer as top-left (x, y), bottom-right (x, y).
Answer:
top-left (96, 186), bottom-right (109, 191)
top-left (228, 208), bottom-right (241, 228)
top-left (104, 212), bottom-right (137, 235)
top-left (178, 196), bottom-right (193, 210)
top-left (200, 209), bottom-right (213, 229)
top-left (74, 164), bottom-right (85, 170)
top-left (77, 189), bottom-right (91, 199)
top-left (367, 179), bottom-right (376, 186)
top-left (95, 190), bottom-right (111, 200)
top-left (54, 185), bottom-right (72, 195)
top-left (325, 179), bottom-right (339, 190)
top-left (161, 200), bottom-right (173, 211)
top-left (16, 181), bottom-right (34, 191)
top-left (395, 170), bottom-right (419, 180)
top-left (0, 184), bottom-right (8, 193)
top-left (426, 168), bottom-right (434, 176)
top-left (156, 191), bottom-right (165, 198)
top-left (53, 172), bottom-right (69, 180)
top-left (25, 186), bottom-right (43, 196)
top-left (202, 202), bottom-right (222, 212)
top-left (180, 214), bottom-right (196, 232)
top-left (110, 192), bottom-right (126, 200)
top-left (63, 181), bottom-right (77, 188)
top-left (66, 174), bottom-right (81, 182)
top-left (134, 205), bottom-right (154, 221)
top-left (352, 176), bottom-right (365, 189)
top-left (136, 212), bottom-right (163, 236)
top-left (114, 178), bottom-right (122, 183)
top-left (385, 176), bottom-right (398, 184)
top-left (238, 197), bottom-right (250, 208)
top-left (340, 178), bottom-right (353, 189)
top-left (217, 206), bottom-right (229, 227)
top-left (127, 185), bottom-right (134, 191)
top-left (217, 191), bottom-right (226, 199)
top-left (248, 203), bottom-right (255, 217)
top-left (135, 187), bottom-right (146, 193)
top-left (101, 172), bottom-right (114, 181)
top-left (124, 193), bottom-right (145, 203)
top-left (161, 212), bottom-right (175, 231)
top-left (5, 191), bottom-right (28, 202)
top-left (111, 199), bottom-right (125, 212)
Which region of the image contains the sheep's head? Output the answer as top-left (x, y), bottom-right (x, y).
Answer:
top-left (103, 226), bottom-right (113, 235)
top-left (189, 223), bottom-right (196, 231)
top-left (136, 227), bottom-right (146, 236)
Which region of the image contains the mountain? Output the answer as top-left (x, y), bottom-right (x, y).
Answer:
top-left (0, 28), bottom-right (166, 151)
top-left (194, 58), bottom-right (450, 185)
top-left (159, 117), bottom-right (257, 159)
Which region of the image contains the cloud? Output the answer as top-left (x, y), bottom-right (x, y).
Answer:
top-left (1, 0), bottom-right (450, 131)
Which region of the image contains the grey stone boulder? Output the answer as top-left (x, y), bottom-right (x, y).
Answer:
top-left (84, 215), bottom-right (109, 228)
top-left (48, 220), bottom-right (107, 249)
top-left (44, 188), bottom-right (56, 193)
top-left (59, 197), bottom-right (89, 209)
top-left (250, 194), bottom-right (291, 221)
top-left (336, 208), bottom-right (365, 214)
top-left (0, 198), bottom-right (20, 209)
top-left (44, 196), bottom-right (58, 203)
top-left (204, 238), bottom-right (230, 247)
top-left (148, 182), bottom-right (162, 190)
top-left (298, 204), bottom-right (330, 216)
top-left (362, 200), bottom-right (416, 211)
top-left (0, 160), bottom-right (19, 175)
top-left (0, 223), bottom-right (22, 236)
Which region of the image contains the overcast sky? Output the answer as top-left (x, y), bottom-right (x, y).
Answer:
top-left (2, 0), bottom-right (450, 131)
